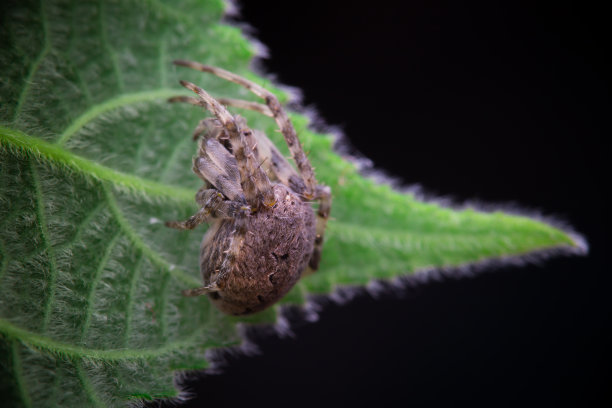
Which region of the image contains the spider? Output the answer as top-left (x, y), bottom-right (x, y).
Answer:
top-left (165, 60), bottom-right (331, 316)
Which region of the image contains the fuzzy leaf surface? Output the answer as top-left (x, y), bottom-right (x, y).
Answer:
top-left (0, 0), bottom-right (582, 406)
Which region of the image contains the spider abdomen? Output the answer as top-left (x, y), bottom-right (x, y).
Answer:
top-left (200, 184), bottom-right (316, 315)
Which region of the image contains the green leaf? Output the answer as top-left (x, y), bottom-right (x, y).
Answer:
top-left (0, 0), bottom-right (584, 407)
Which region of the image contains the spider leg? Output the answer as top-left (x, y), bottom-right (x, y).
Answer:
top-left (169, 95), bottom-right (273, 118)
top-left (179, 80), bottom-right (275, 209)
top-left (217, 98), bottom-right (273, 117)
top-left (195, 188), bottom-right (251, 219)
top-left (165, 206), bottom-right (212, 230)
top-left (174, 60), bottom-right (316, 199)
top-left (171, 95), bottom-right (301, 192)
top-left (182, 283), bottom-right (219, 297)
top-left (248, 129), bottom-right (309, 194)
top-left (192, 117), bottom-right (224, 141)
top-left (168, 95), bottom-right (204, 107)
top-left (165, 188), bottom-right (250, 230)
top-left (305, 185), bottom-right (332, 273)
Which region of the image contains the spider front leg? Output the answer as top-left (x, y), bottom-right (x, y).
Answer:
top-left (165, 187), bottom-right (250, 230)
top-left (178, 79), bottom-right (276, 209)
top-left (169, 95), bottom-right (273, 119)
top-left (182, 283), bottom-right (220, 297)
top-left (174, 60), bottom-right (317, 198)
top-left (165, 206), bottom-right (212, 230)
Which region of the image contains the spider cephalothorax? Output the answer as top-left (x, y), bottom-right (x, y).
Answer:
top-left (166, 61), bottom-right (331, 315)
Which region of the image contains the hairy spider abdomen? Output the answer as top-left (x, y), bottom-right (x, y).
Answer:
top-left (200, 184), bottom-right (316, 315)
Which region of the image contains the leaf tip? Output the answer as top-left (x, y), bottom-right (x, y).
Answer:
top-left (564, 229), bottom-right (589, 255)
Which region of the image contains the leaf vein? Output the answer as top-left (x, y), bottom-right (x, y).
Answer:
top-left (99, 0), bottom-right (124, 92)
top-left (158, 270), bottom-right (171, 340)
top-left (12, 0), bottom-right (50, 124)
top-left (173, 229), bottom-right (192, 270)
top-left (55, 88), bottom-right (184, 146)
top-left (0, 207), bottom-right (21, 230)
top-left (102, 184), bottom-right (201, 287)
top-left (75, 360), bottom-right (104, 408)
top-left (0, 236), bottom-right (9, 283)
top-left (329, 219), bottom-right (569, 245)
top-left (30, 158), bottom-right (59, 333)
top-left (66, 200), bottom-right (106, 249)
top-left (1, 126), bottom-right (194, 203)
top-left (8, 201), bottom-right (107, 266)
top-left (0, 318), bottom-right (203, 362)
top-left (66, 0), bottom-right (93, 104)
top-left (80, 228), bottom-right (122, 342)
top-left (132, 113), bottom-right (155, 173)
top-left (158, 36), bottom-right (168, 87)
top-left (158, 134), bottom-right (192, 183)
top-left (139, 0), bottom-right (200, 24)
top-left (11, 340), bottom-right (32, 408)
top-left (124, 252), bottom-right (145, 346)
top-left (48, 360), bottom-right (62, 408)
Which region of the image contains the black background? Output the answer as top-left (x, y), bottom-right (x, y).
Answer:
top-left (166, 1), bottom-right (610, 407)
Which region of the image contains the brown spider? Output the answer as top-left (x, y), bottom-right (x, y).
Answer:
top-left (165, 60), bottom-right (331, 316)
